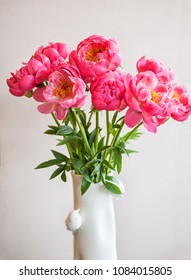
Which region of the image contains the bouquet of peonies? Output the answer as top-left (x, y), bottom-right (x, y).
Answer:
top-left (7, 35), bottom-right (191, 195)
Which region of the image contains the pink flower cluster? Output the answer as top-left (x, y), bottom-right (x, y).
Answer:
top-left (7, 42), bottom-right (69, 97)
top-left (124, 56), bottom-right (191, 132)
top-left (7, 35), bottom-right (191, 132)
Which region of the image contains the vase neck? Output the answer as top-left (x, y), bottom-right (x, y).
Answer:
top-left (71, 172), bottom-right (113, 208)
top-left (71, 173), bottom-right (83, 209)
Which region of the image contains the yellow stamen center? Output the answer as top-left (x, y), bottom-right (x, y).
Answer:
top-left (85, 46), bottom-right (106, 62)
top-left (173, 91), bottom-right (180, 101)
top-left (54, 80), bottom-right (74, 100)
top-left (151, 90), bottom-right (160, 103)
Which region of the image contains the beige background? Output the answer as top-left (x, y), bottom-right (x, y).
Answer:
top-left (1, 0), bottom-right (191, 259)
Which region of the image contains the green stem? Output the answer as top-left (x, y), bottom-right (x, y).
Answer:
top-left (65, 143), bottom-right (74, 162)
top-left (72, 109), bottom-right (92, 156)
top-left (111, 118), bottom-right (125, 147)
top-left (51, 112), bottom-right (60, 127)
top-left (105, 111), bottom-right (110, 146)
top-left (95, 111), bottom-right (99, 152)
top-left (106, 118), bottom-right (124, 168)
top-left (51, 112), bottom-right (78, 173)
top-left (87, 108), bottom-right (94, 128)
top-left (103, 111), bottom-right (110, 162)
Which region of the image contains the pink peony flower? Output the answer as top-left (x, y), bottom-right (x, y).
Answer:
top-left (7, 65), bottom-right (35, 97)
top-left (35, 42), bottom-right (70, 64)
top-left (169, 84), bottom-right (191, 121)
top-left (7, 53), bottom-right (51, 97)
top-left (90, 70), bottom-right (128, 111)
top-left (69, 35), bottom-right (121, 83)
top-left (33, 87), bottom-right (68, 120)
top-left (124, 71), bottom-right (171, 133)
top-left (7, 42), bottom-right (70, 98)
top-left (36, 64), bottom-right (87, 120)
top-left (27, 53), bottom-right (51, 85)
top-left (136, 56), bottom-right (174, 84)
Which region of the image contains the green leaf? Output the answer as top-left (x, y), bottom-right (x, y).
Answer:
top-left (125, 148), bottom-right (138, 156)
top-left (71, 158), bottom-right (84, 173)
top-left (71, 158), bottom-right (92, 182)
top-left (116, 141), bottom-right (126, 150)
top-left (51, 150), bottom-right (69, 161)
top-left (113, 124), bottom-right (121, 129)
top-left (56, 125), bottom-right (74, 135)
top-left (61, 171), bottom-right (67, 182)
top-left (44, 129), bottom-right (57, 135)
top-left (104, 176), bottom-right (122, 195)
top-left (82, 158), bottom-right (101, 170)
top-left (81, 177), bottom-right (91, 195)
top-left (113, 147), bottom-right (122, 173)
top-left (116, 116), bottom-right (124, 123)
top-left (98, 136), bottom-right (105, 150)
top-left (35, 159), bottom-right (64, 169)
top-left (121, 130), bottom-right (142, 142)
top-left (81, 159), bottom-right (101, 182)
top-left (89, 128), bottom-right (97, 146)
top-left (102, 159), bottom-right (115, 170)
top-left (111, 111), bottom-right (118, 126)
top-left (68, 109), bottom-right (76, 130)
top-left (57, 135), bottom-right (82, 146)
top-left (94, 145), bottom-right (110, 157)
top-left (49, 166), bottom-right (65, 180)
top-left (48, 125), bottom-right (58, 130)
top-left (91, 163), bottom-right (102, 176)
top-left (82, 172), bottom-right (92, 183)
top-left (44, 125), bottom-right (58, 135)
top-left (101, 172), bottom-right (106, 183)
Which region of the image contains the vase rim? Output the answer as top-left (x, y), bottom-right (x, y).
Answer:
top-left (71, 170), bottom-right (83, 178)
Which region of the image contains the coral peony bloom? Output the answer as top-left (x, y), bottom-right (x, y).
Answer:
top-left (7, 53), bottom-right (51, 97)
top-left (7, 66), bottom-right (35, 97)
top-left (136, 56), bottom-right (174, 84)
top-left (27, 54), bottom-right (51, 85)
top-left (36, 64), bottom-right (87, 120)
top-left (90, 70), bottom-right (128, 111)
top-left (169, 85), bottom-right (191, 121)
top-left (69, 35), bottom-right (121, 83)
top-left (7, 42), bottom-right (70, 98)
top-left (124, 71), bottom-right (170, 133)
top-left (35, 42), bottom-right (70, 64)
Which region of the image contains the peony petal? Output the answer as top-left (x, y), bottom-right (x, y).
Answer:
top-left (35, 69), bottom-right (49, 84)
top-left (143, 102), bottom-right (160, 115)
top-left (9, 87), bottom-right (24, 97)
top-left (37, 102), bottom-right (55, 114)
top-left (19, 75), bottom-right (35, 92)
top-left (55, 106), bottom-right (68, 120)
top-left (106, 99), bottom-right (121, 111)
top-left (124, 108), bottom-right (142, 128)
top-left (92, 97), bottom-right (107, 110)
top-left (33, 88), bottom-right (46, 102)
top-left (142, 113), bottom-right (158, 133)
top-left (143, 122), bottom-right (157, 133)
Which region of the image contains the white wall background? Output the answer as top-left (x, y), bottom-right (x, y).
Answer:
top-left (1, 0), bottom-right (191, 260)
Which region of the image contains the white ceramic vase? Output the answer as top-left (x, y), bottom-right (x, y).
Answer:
top-left (65, 173), bottom-right (122, 260)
